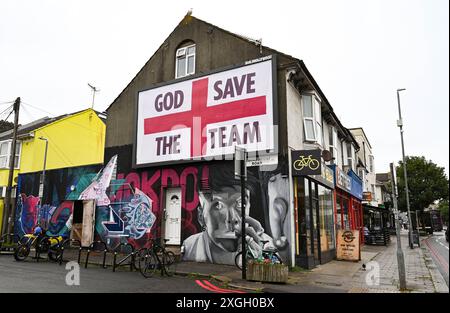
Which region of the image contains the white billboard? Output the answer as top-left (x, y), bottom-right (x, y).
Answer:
top-left (136, 56), bottom-right (276, 166)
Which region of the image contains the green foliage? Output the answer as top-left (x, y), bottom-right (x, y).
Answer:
top-left (396, 156), bottom-right (449, 213)
top-left (0, 120), bottom-right (14, 133)
top-left (438, 199), bottom-right (449, 225)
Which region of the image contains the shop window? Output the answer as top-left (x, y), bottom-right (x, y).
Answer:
top-left (175, 44), bottom-right (196, 79)
top-left (319, 185), bottom-right (335, 252)
top-left (297, 178), bottom-right (311, 256)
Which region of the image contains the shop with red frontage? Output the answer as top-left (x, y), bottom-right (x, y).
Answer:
top-left (330, 165), bottom-right (364, 244)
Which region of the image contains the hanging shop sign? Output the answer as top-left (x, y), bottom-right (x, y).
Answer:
top-left (336, 229), bottom-right (361, 261)
top-left (291, 149), bottom-right (322, 176)
top-left (135, 56), bottom-right (276, 167)
top-left (363, 192), bottom-right (372, 202)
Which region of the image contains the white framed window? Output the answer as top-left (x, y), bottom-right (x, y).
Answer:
top-left (369, 155), bottom-right (374, 173)
top-left (0, 140), bottom-right (21, 169)
top-left (314, 96), bottom-right (323, 146)
top-left (175, 44), bottom-right (196, 79)
top-left (328, 126), bottom-right (338, 162)
top-left (302, 95), bottom-right (316, 141)
top-left (358, 168), bottom-right (365, 181)
top-left (346, 143), bottom-right (354, 171)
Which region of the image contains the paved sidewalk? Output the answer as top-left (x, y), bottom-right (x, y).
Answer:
top-left (348, 232), bottom-right (448, 293)
top-left (46, 232), bottom-right (449, 293)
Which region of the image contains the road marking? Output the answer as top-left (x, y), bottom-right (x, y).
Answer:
top-left (438, 241), bottom-right (449, 250)
top-left (195, 280), bottom-right (246, 293)
top-left (424, 238), bottom-right (449, 274)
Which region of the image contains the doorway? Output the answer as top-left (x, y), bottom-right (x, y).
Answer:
top-left (164, 188), bottom-right (182, 245)
top-left (70, 200), bottom-right (96, 247)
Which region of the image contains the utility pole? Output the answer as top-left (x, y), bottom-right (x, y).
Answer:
top-left (1, 97), bottom-right (20, 237)
top-left (390, 162), bottom-right (407, 290)
top-left (396, 88), bottom-right (414, 249)
top-left (235, 146), bottom-right (247, 280)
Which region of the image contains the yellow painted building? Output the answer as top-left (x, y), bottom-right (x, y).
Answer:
top-left (0, 108), bottom-right (106, 233)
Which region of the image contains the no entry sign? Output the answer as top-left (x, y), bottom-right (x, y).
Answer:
top-left (135, 56), bottom-right (276, 166)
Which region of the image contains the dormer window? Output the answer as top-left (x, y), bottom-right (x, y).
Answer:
top-left (175, 44), bottom-right (196, 79)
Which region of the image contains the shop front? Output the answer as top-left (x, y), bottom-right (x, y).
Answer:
top-left (292, 150), bottom-right (336, 269)
top-left (330, 165), bottom-right (364, 244)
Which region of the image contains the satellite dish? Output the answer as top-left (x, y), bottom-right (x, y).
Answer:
top-left (14, 177), bottom-right (18, 183)
top-left (322, 149), bottom-right (333, 162)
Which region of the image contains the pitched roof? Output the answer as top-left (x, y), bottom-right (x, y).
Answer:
top-left (0, 109), bottom-right (106, 141)
top-left (106, 14), bottom-right (359, 149)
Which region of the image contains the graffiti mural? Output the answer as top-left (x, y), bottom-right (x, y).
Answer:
top-left (103, 146), bottom-right (291, 264)
top-left (95, 187), bottom-right (156, 250)
top-left (14, 194), bottom-right (74, 239)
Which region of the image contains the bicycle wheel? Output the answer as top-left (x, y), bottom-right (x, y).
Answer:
top-left (163, 250), bottom-right (176, 277)
top-left (292, 160), bottom-right (304, 171)
top-left (235, 251), bottom-right (253, 270)
top-left (14, 244), bottom-right (30, 261)
top-left (139, 249), bottom-right (158, 278)
top-left (308, 158), bottom-right (320, 170)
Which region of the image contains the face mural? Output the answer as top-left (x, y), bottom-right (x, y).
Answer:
top-left (181, 164), bottom-right (291, 265)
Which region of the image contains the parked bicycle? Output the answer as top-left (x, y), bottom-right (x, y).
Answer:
top-left (139, 238), bottom-right (176, 278)
top-left (234, 240), bottom-right (282, 270)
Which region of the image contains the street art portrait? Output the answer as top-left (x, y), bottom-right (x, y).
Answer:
top-left (181, 162), bottom-right (291, 265)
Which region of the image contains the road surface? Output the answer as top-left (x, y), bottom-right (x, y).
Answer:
top-left (423, 231), bottom-right (449, 286)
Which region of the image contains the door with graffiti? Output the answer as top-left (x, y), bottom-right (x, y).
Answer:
top-left (164, 188), bottom-right (182, 245)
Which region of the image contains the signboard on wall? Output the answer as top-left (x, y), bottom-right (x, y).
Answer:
top-left (363, 192), bottom-right (372, 202)
top-left (291, 149), bottom-right (322, 176)
top-left (335, 166), bottom-right (352, 192)
top-left (336, 229), bottom-right (360, 261)
top-left (135, 56), bottom-right (276, 167)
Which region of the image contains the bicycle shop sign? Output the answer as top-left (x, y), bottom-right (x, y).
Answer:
top-left (291, 149), bottom-right (322, 176)
top-left (135, 56), bottom-right (276, 167)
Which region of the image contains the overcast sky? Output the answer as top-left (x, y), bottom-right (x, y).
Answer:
top-left (1, 0), bottom-right (448, 175)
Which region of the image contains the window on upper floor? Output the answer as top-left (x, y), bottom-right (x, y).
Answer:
top-left (346, 143), bottom-right (354, 171)
top-left (302, 94), bottom-right (323, 145)
top-left (369, 155), bottom-right (374, 173)
top-left (328, 126), bottom-right (338, 162)
top-left (175, 44), bottom-right (196, 79)
top-left (0, 140), bottom-right (21, 169)
top-left (358, 168), bottom-right (365, 181)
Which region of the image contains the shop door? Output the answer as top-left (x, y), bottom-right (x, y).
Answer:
top-left (311, 190), bottom-right (321, 266)
top-left (164, 188), bottom-right (182, 245)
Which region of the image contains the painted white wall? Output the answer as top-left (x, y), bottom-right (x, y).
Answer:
top-left (286, 72), bottom-right (305, 151)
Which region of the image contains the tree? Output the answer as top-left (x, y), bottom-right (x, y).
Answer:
top-left (438, 199), bottom-right (449, 226)
top-left (396, 156), bottom-right (449, 214)
top-left (0, 120), bottom-right (14, 133)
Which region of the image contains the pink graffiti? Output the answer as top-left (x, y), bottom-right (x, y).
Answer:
top-left (111, 165), bottom-right (209, 242)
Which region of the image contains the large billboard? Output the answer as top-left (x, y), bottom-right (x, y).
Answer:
top-left (135, 56), bottom-right (276, 167)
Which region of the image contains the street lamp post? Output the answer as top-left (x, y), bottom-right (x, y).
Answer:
top-left (396, 88), bottom-right (414, 249)
top-left (39, 136), bottom-right (48, 228)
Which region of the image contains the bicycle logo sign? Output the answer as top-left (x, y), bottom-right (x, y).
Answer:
top-left (291, 149), bottom-right (322, 176)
